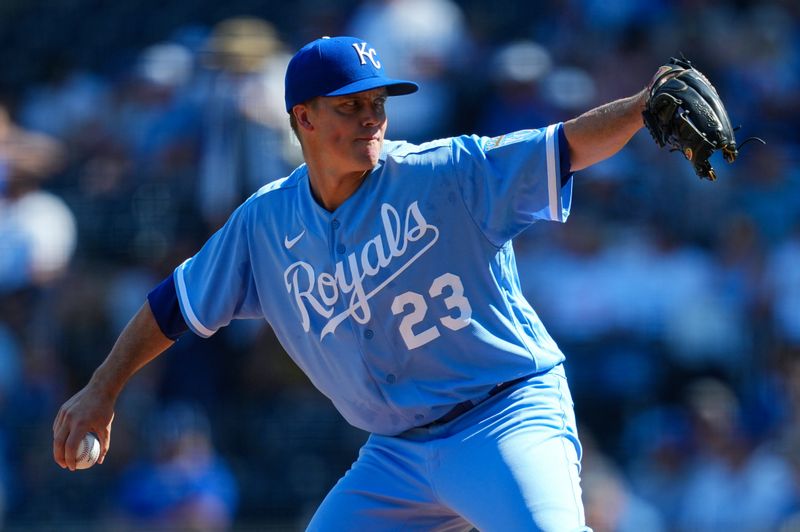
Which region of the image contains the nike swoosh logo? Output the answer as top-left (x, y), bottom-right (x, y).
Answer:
top-left (284, 230), bottom-right (306, 249)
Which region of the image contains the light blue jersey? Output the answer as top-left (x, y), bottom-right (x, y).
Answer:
top-left (174, 124), bottom-right (572, 435)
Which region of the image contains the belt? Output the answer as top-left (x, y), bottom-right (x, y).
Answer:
top-left (421, 373), bottom-right (533, 428)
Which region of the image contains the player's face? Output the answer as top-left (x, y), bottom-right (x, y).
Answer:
top-left (307, 88), bottom-right (388, 175)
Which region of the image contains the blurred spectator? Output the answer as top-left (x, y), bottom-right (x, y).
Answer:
top-left (18, 55), bottom-right (111, 149)
top-left (581, 429), bottom-right (666, 532)
top-left (675, 378), bottom-right (797, 531)
top-left (101, 40), bottom-right (204, 264)
top-left (477, 40), bottom-right (555, 135)
top-left (0, 100), bottom-right (74, 291)
top-left (719, 3), bottom-right (800, 129)
top-left (659, 235), bottom-right (751, 373)
top-left (732, 143), bottom-right (800, 247)
top-left (114, 41), bottom-right (198, 170)
top-left (542, 66), bottom-right (597, 113)
top-left (113, 402), bottom-right (238, 531)
top-left (623, 406), bottom-right (692, 522)
top-left (195, 17), bottom-right (299, 230)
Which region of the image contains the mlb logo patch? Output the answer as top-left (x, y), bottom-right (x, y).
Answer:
top-left (485, 130), bottom-right (536, 151)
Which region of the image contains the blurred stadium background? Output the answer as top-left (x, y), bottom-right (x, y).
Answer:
top-left (0, 0), bottom-right (799, 530)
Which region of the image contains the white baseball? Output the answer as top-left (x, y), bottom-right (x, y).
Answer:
top-left (75, 432), bottom-right (100, 470)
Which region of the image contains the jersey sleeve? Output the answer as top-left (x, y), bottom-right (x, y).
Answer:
top-left (147, 274), bottom-right (189, 340)
top-left (173, 203), bottom-right (263, 337)
top-left (453, 123), bottom-right (573, 246)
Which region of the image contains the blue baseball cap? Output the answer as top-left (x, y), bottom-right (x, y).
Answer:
top-left (284, 36), bottom-right (419, 112)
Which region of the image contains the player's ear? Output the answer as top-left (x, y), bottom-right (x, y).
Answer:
top-left (293, 104), bottom-right (314, 132)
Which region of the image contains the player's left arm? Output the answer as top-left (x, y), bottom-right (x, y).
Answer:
top-left (563, 88), bottom-right (647, 172)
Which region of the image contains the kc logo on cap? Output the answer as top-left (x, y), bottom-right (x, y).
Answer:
top-left (352, 42), bottom-right (381, 69)
top-left (284, 35), bottom-right (418, 112)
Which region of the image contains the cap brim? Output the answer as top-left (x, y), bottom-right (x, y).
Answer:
top-left (326, 77), bottom-right (419, 98)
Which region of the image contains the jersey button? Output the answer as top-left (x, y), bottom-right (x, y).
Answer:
top-left (364, 329), bottom-right (374, 339)
top-left (386, 374), bottom-right (396, 384)
top-left (336, 243), bottom-right (346, 254)
top-left (332, 219), bottom-right (340, 229)
top-left (415, 414), bottom-right (425, 423)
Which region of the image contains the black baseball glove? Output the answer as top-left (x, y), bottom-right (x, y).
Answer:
top-left (642, 57), bottom-right (757, 181)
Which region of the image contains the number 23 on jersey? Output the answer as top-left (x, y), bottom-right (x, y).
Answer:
top-left (391, 272), bottom-right (472, 350)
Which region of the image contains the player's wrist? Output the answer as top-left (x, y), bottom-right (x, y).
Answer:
top-left (87, 365), bottom-right (124, 402)
top-left (636, 88), bottom-right (648, 113)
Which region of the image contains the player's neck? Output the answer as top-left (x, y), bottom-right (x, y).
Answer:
top-left (306, 166), bottom-right (371, 212)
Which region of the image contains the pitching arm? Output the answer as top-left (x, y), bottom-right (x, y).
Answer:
top-left (563, 89), bottom-right (647, 172)
top-left (52, 300), bottom-right (174, 471)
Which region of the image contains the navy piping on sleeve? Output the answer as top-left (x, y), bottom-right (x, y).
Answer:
top-left (557, 125), bottom-right (572, 187)
top-left (147, 274), bottom-right (189, 340)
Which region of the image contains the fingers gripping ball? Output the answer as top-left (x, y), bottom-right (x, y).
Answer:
top-left (642, 57), bottom-right (758, 181)
top-left (75, 433), bottom-right (100, 470)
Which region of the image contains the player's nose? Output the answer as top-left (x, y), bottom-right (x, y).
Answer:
top-left (360, 103), bottom-right (384, 128)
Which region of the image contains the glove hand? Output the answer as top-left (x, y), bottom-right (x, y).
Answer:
top-left (642, 57), bottom-right (737, 181)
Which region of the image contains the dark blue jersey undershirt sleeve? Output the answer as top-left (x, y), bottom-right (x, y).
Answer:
top-left (147, 274), bottom-right (189, 340)
top-left (558, 125), bottom-right (572, 187)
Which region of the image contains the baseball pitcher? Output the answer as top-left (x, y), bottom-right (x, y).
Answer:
top-left (53, 36), bottom-right (741, 530)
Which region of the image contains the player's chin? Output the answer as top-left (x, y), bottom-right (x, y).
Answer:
top-left (354, 141), bottom-right (382, 167)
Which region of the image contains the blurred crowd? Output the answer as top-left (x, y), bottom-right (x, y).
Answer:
top-left (0, 0), bottom-right (799, 530)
